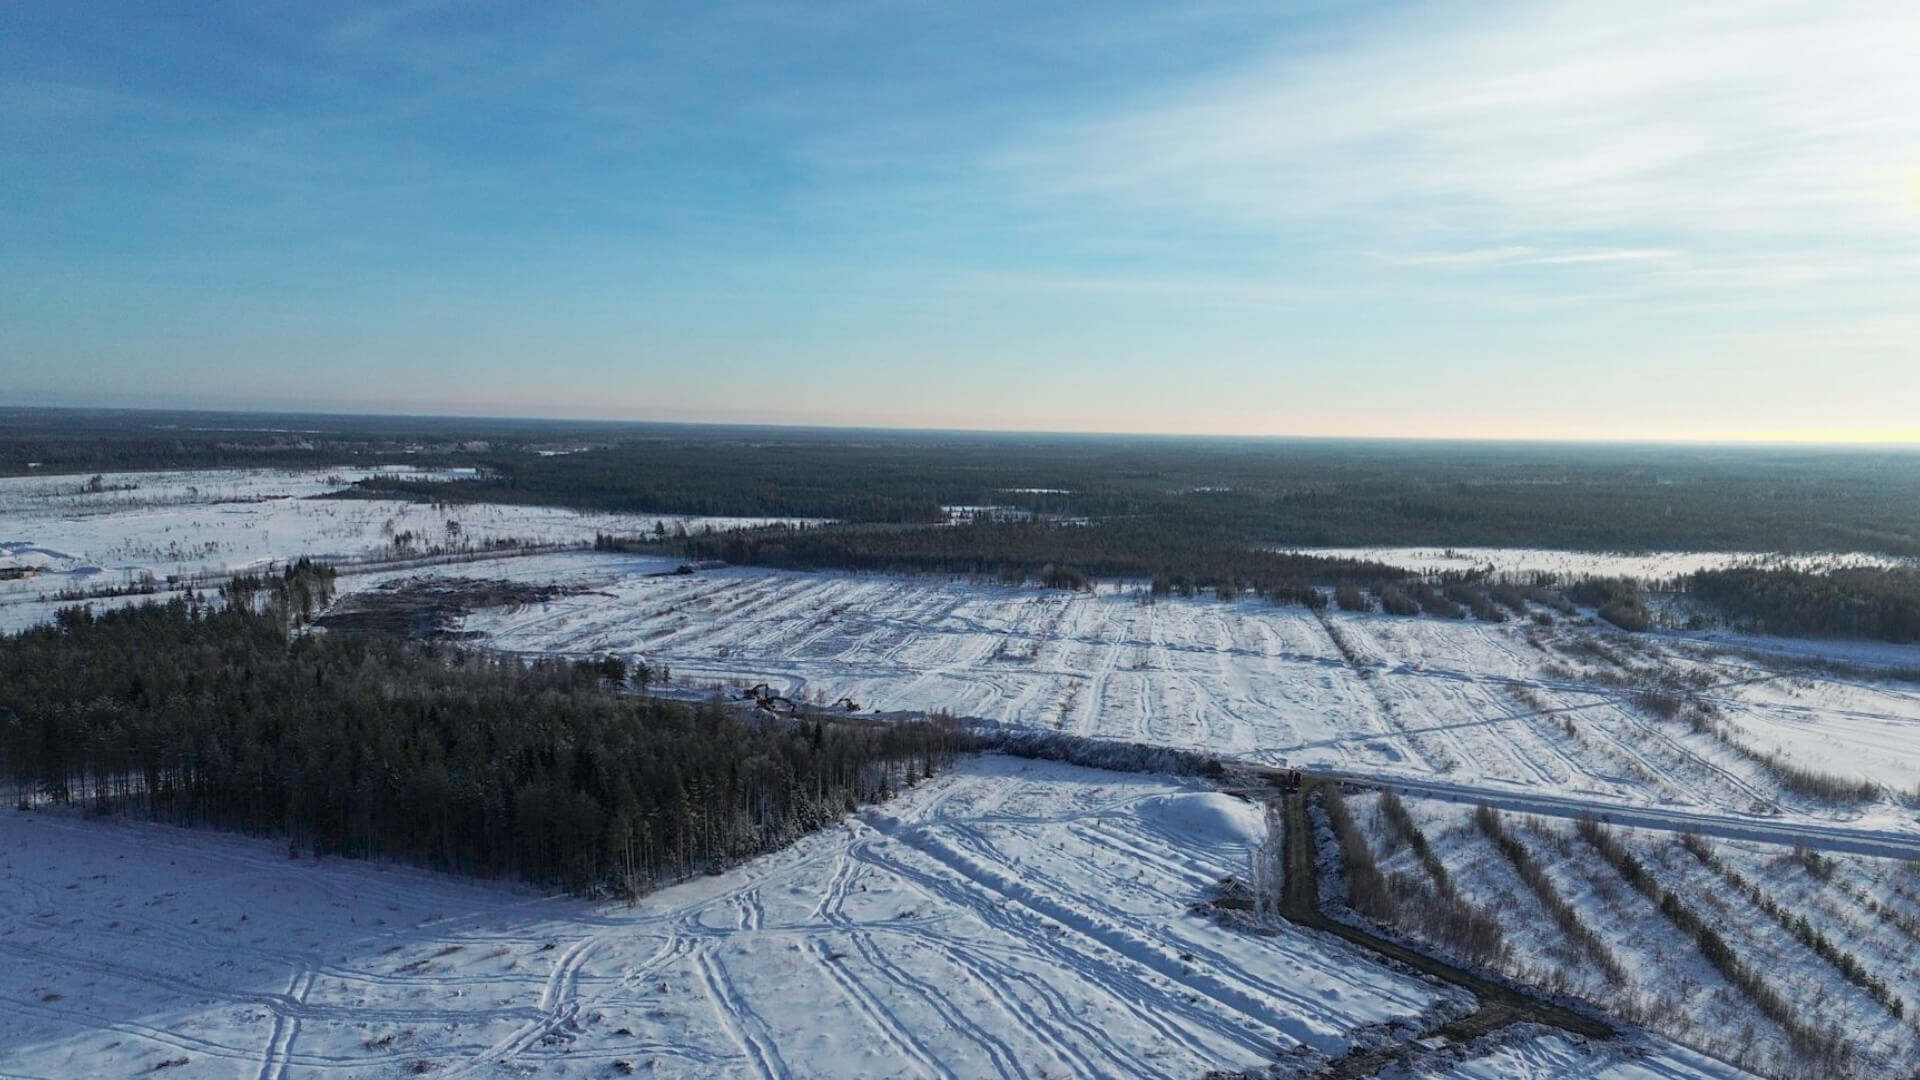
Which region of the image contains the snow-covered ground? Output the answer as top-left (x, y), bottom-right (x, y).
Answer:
top-left (0, 760), bottom-right (1344, 1076)
top-left (0, 757), bottom-right (1752, 1080)
top-left (2, 470), bottom-right (1883, 1077)
top-left (11, 474), bottom-right (1916, 824)
top-left (1279, 547), bottom-right (1907, 581)
top-left (1401, 1033), bottom-right (1759, 1080)
top-left (1351, 791), bottom-right (1920, 1076)
top-left (0, 467), bottom-right (820, 632)
top-left (437, 554), bottom-right (1920, 825)
top-left (1694, 670), bottom-right (1920, 795)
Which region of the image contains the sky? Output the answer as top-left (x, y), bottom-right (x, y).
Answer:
top-left (3, 1), bottom-right (1917, 440)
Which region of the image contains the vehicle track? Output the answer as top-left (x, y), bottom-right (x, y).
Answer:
top-left (255, 962), bottom-right (316, 1080)
top-left (694, 942), bottom-right (791, 1080)
top-left (847, 843), bottom-right (1167, 1078)
top-left (862, 814), bottom-right (1282, 1066)
top-left (803, 937), bottom-right (955, 1080)
top-left (811, 846), bottom-right (1022, 1080)
top-left (1273, 781), bottom-right (1614, 1076)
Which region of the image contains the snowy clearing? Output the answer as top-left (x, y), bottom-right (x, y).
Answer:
top-left (443, 554), bottom-right (1920, 826)
top-left (0, 758), bottom-right (1749, 1080)
top-left (1277, 547), bottom-right (1907, 581)
top-left (0, 467), bottom-right (820, 632)
top-left (0, 759), bottom-right (1400, 1077)
top-left (1348, 790), bottom-right (1920, 1076)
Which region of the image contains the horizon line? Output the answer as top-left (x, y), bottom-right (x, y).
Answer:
top-left (4, 401), bottom-right (1919, 450)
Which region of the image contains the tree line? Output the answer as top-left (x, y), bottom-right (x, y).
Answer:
top-left (10, 409), bottom-right (1918, 557)
top-left (1686, 565), bottom-right (1920, 643)
top-left (0, 564), bottom-right (966, 896)
top-left (611, 518), bottom-right (1410, 606)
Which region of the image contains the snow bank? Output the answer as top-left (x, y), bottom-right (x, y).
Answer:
top-left (1135, 792), bottom-right (1267, 848)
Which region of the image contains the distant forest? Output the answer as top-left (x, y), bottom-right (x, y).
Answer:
top-left (7, 408), bottom-right (1920, 642)
top-left (1688, 566), bottom-right (1920, 644)
top-left (626, 519), bottom-right (1408, 605)
top-left (0, 563), bottom-right (965, 895)
top-left (5, 408), bottom-right (1919, 555)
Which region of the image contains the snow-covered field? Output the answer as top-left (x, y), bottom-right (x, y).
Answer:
top-left (9, 478), bottom-right (1918, 824)
top-left (5, 469), bottom-right (1916, 1077)
top-left (1693, 668), bottom-right (1920, 795)
top-left (0, 757), bottom-right (1752, 1080)
top-left (1350, 791), bottom-right (1920, 1076)
top-left (0, 468), bottom-right (819, 632)
top-left (1279, 547), bottom-right (1908, 581)
top-left (439, 554), bottom-right (1920, 825)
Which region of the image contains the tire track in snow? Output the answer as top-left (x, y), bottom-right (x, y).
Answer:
top-left (0, 936), bottom-right (535, 1029)
top-left (816, 847), bottom-right (1026, 1080)
top-left (694, 942), bottom-right (790, 1080)
top-left (256, 961), bottom-right (316, 1080)
top-left (1604, 696), bottom-right (1787, 813)
top-left (803, 937), bottom-right (954, 1080)
top-left (0, 992), bottom-right (331, 1071)
top-left (843, 844), bottom-right (1150, 1078)
top-left (735, 887), bottom-right (764, 933)
top-left (940, 818), bottom-right (1389, 1041)
top-left (438, 932), bottom-right (599, 1078)
top-left (854, 821), bottom-right (1277, 1073)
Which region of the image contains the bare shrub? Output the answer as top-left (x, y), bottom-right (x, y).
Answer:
top-left (1476, 806), bottom-right (1627, 986)
top-left (1679, 835), bottom-right (1903, 1020)
top-left (1334, 583), bottom-right (1371, 612)
top-left (1379, 792), bottom-right (1451, 897)
top-left (1579, 820), bottom-right (1854, 1070)
top-left (1378, 584), bottom-right (1420, 617)
top-left (1320, 786), bottom-right (1394, 922)
top-left (1372, 793), bottom-right (1509, 967)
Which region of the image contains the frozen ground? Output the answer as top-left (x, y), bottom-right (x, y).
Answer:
top-left (1398, 1033), bottom-right (1757, 1080)
top-left (10, 476), bottom-right (1917, 822)
top-left (0, 467), bottom-right (819, 632)
top-left (444, 554), bottom-right (1920, 828)
top-left (1278, 547), bottom-right (1907, 581)
top-left (0, 474), bottom-right (1860, 1077)
top-left (0, 758), bottom-right (1752, 1080)
top-left (1352, 791), bottom-right (1920, 1076)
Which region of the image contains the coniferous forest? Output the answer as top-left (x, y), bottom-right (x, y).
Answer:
top-left (0, 562), bottom-right (966, 896)
top-left (7, 409), bottom-right (1920, 557)
top-left (1687, 565), bottom-right (1920, 643)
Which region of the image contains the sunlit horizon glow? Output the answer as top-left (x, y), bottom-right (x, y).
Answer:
top-left (4, 2), bottom-right (1916, 441)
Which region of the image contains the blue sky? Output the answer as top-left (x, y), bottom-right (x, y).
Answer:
top-left (4, 1), bottom-right (1916, 439)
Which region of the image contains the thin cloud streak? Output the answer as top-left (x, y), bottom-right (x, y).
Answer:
top-left (1006, 0), bottom-right (1920, 291)
top-left (1373, 247), bottom-right (1682, 268)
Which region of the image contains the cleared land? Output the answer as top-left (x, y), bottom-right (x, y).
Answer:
top-left (7, 469), bottom-right (1917, 1078)
top-left (0, 467), bottom-right (817, 632)
top-left (0, 758), bottom-right (1749, 1079)
top-left (1335, 788), bottom-right (1920, 1075)
top-left (445, 553), bottom-right (1920, 826)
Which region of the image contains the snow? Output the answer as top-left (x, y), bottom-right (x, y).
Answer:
top-left (1132, 792), bottom-right (1268, 848)
top-left (0, 466), bottom-right (1849, 1077)
top-left (445, 557), bottom-right (1920, 828)
top-left (1280, 547), bottom-right (1908, 581)
top-left (1401, 1031), bottom-right (1749, 1079)
top-left (1699, 671), bottom-right (1920, 795)
top-left (1, 758), bottom-right (1456, 1079)
top-left (8, 469), bottom-right (1914, 821)
top-left (6, 469), bottom-right (1915, 1079)
top-left (0, 468), bottom-right (822, 632)
top-left (1352, 793), bottom-right (1920, 1076)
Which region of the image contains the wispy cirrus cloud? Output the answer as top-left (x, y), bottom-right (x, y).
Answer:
top-left (1373, 247), bottom-right (1681, 268)
top-left (1000, 0), bottom-right (1920, 293)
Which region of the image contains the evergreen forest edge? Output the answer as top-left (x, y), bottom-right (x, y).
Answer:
top-left (0, 562), bottom-right (969, 898)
